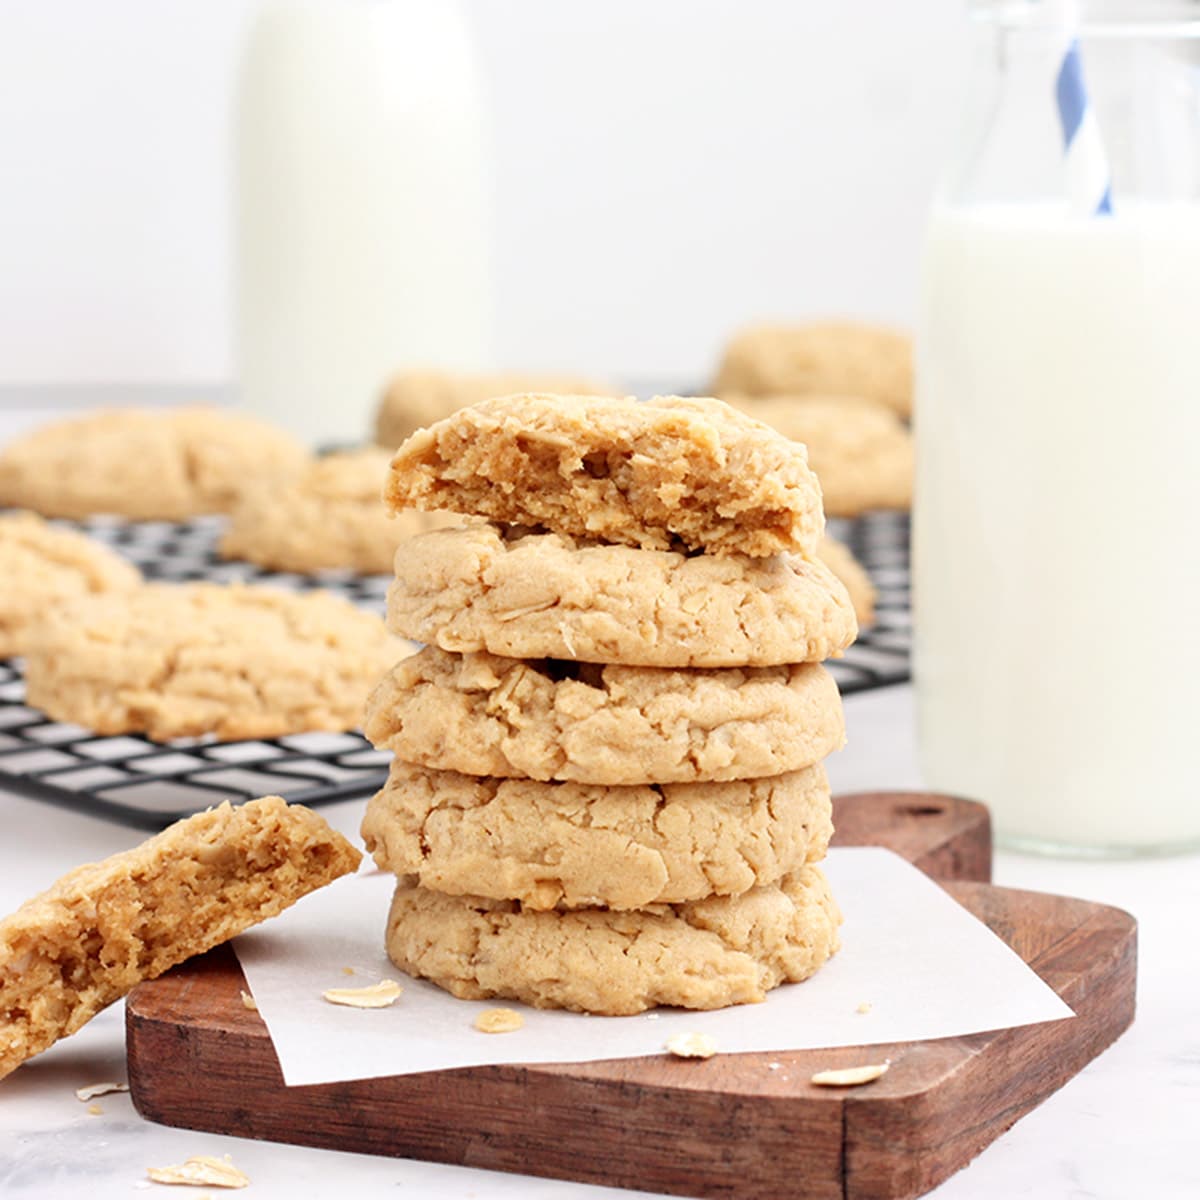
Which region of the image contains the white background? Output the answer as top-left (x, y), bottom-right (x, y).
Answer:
top-left (0, 0), bottom-right (971, 387)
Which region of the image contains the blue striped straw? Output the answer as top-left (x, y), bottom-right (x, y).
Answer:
top-left (1053, 7), bottom-right (1113, 215)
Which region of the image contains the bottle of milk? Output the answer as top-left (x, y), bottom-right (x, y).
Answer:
top-left (234, 0), bottom-right (492, 447)
top-left (915, 2), bottom-right (1200, 854)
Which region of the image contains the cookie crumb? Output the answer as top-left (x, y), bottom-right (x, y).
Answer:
top-left (146, 1154), bottom-right (249, 1188)
top-left (341, 966), bottom-right (355, 976)
top-left (75, 1081), bottom-right (129, 1101)
top-left (810, 1062), bottom-right (889, 1088)
top-left (855, 1001), bottom-right (872, 1014)
top-left (474, 1008), bottom-right (524, 1034)
top-left (665, 1032), bottom-right (718, 1060)
top-left (322, 980), bottom-right (403, 1009)
top-left (239, 991), bottom-right (257, 1012)
top-left (87, 1103), bottom-right (103, 1116)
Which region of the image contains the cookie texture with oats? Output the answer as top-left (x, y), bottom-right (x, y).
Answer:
top-left (0, 512), bottom-right (141, 657)
top-left (362, 761), bottom-right (833, 911)
top-left (364, 646), bottom-right (844, 784)
top-left (0, 797), bottom-right (360, 1081)
top-left (383, 865), bottom-right (841, 1015)
top-left (386, 523), bottom-right (857, 668)
top-left (0, 407), bottom-right (306, 520)
top-left (384, 393), bottom-right (825, 558)
top-left (713, 322), bottom-right (913, 417)
top-left (23, 582), bottom-right (409, 741)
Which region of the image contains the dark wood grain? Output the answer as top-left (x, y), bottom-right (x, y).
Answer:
top-left (126, 792), bottom-right (1135, 1200)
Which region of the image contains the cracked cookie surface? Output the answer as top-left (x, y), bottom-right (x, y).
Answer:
top-left (362, 762), bottom-right (833, 910)
top-left (725, 395), bottom-right (912, 518)
top-left (0, 512), bottom-right (141, 657)
top-left (384, 864), bottom-right (840, 1014)
top-left (0, 797), bottom-right (360, 1081)
top-left (375, 370), bottom-right (614, 449)
top-left (365, 647), bottom-right (844, 784)
top-left (387, 523), bottom-right (857, 668)
top-left (0, 407), bottom-right (306, 520)
top-left (713, 321), bottom-right (913, 417)
top-left (220, 447), bottom-right (456, 574)
top-left (385, 393), bottom-right (824, 558)
top-left (23, 583), bottom-right (410, 741)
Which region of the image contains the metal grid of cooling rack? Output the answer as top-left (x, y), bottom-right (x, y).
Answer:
top-left (0, 511), bottom-right (910, 829)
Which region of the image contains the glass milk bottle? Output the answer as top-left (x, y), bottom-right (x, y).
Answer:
top-left (235, 0), bottom-right (492, 447)
top-left (915, 1), bottom-right (1200, 855)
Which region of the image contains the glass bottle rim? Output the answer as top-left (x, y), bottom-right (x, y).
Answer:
top-left (970, 0), bottom-right (1200, 36)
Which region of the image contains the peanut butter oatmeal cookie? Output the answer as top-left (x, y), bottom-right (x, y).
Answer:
top-left (375, 370), bottom-right (613, 449)
top-left (385, 393), bottom-right (824, 558)
top-left (0, 512), bottom-right (140, 657)
top-left (24, 583), bottom-right (409, 741)
top-left (713, 322), bottom-right (913, 417)
top-left (383, 865), bottom-right (840, 1014)
top-left (365, 647), bottom-right (844, 784)
top-left (0, 797), bottom-right (360, 1081)
top-left (220, 447), bottom-right (455, 574)
top-left (387, 523), bottom-right (857, 668)
top-left (0, 407), bottom-right (306, 520)
top-left (362, 762), bottom-right (832, 911)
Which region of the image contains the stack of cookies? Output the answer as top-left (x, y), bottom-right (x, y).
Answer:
top-left (360, 394), bottom-right (858, 1015)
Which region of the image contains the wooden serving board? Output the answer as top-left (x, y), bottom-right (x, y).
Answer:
top-left (126, 793), bottom-right (1136, 1200)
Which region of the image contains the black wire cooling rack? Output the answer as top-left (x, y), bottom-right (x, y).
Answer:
top-left (0, 511), bottom-right (910, 829)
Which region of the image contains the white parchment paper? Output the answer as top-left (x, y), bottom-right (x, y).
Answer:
top-left (234, 846), bottom-right (1073, 1087)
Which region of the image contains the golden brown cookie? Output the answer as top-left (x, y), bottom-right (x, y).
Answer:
top-left (387, 523), bottom-right (857, 668)
top-left (375, 370), bottom-right (613, 449)
top-left (713, 322), bottom-right (913, 417)
top-left (219, 448), bottom-right (456, 574)
top-left (383, 865), bottom-right (840, 1014)
top-left (23, 583), bottom-right (409, 741)
top-left (365, 647), bottom-right (844, 784)
top-left (0, 512), bottom-right (141, 657)
top-left (725, 395), bottom-right (912, 517)
top-left (815, 536), bottom-right (876, 627)
top-left (0, 797), bottom-right (360, 1081)
top-left (0, 407), bottom-right (306, 520)
top-left (362, 762), bottom-right (832, 910)
top-left (385, 393), bottom-right (825, 558)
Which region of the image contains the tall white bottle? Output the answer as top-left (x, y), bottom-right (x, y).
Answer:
top-left (235, 0), bottom-right (492, 446)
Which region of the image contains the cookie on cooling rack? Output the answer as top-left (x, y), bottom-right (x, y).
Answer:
top-left (220, 447), bottom-right (456, 575)
top-left (0, 512), bottom-right (141, 657)
top-left (0, 407), bottom-right (306, 520)
top-left (713, 321), bottom-right (913, 418)
top-left (23, 583), bottom-right (411, 741)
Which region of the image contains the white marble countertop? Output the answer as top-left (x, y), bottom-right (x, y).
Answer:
top-left (1, 683), bottom-right (1196, 1199)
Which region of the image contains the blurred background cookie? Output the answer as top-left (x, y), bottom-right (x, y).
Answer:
top-left (375, 369), bottom-right (614, 449)
top-left (724, 394), bottom-right (913, 517)
top-left (713, 321), bottom-right (913, 418)
top-left (0, 511), bottom-right (141, 657)
top-left (0, 407), bottom-right (306, 520)
top-left (220, 447), bottom-right (456, 575)
top-left (23, 582), bottom-right (409, 741)
top-left (815, 536), bottom-right (876, 627)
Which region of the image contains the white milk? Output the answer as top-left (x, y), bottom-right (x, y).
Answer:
top-left (915, 202), bottom-right (1200, 853)
top-left (235, 0), bottom-right (492, 447)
